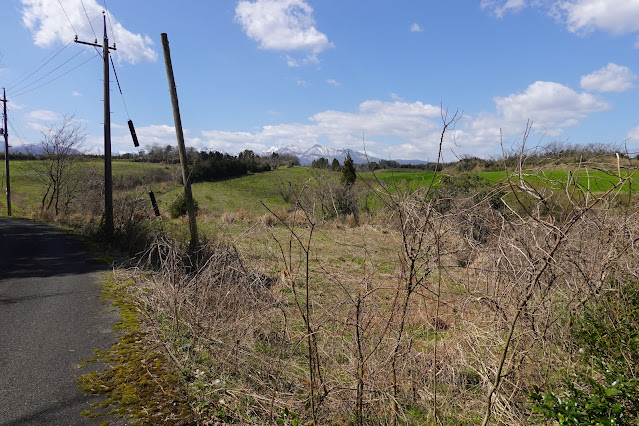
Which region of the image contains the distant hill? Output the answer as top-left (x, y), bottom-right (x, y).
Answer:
top-left (8, 144), bottom-right (83, 156)
top-left (262, 144), bottom-right (428, 166)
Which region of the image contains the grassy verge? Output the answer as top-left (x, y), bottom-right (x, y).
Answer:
top-left (78, 274), bottom-right (196, 425)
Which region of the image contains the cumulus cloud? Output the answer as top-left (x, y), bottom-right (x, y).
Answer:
top-left (326, 79), bottom-right (340, 87)
top-left (135, 125), bottom-right (181, 144)
top-left (485, 0), bottom-right (639, 44)
top-left (195, 100), bottom-right (448, 159)
top-left (235, 0), bottom-right (333, 65)
top-left (555, 0), bottom-right (639, 36)
top-left (580, 63), bottom-right (637, 92)
top-left (113, 81), bottom-right (613, 159)
top-left (480, 0), bottom-right (528, 18)
top-left (152, 85), bottom-right (609, 160)
top-left (463, 80), bottom-right (610, 150)
top-left (410, 23), bottom-right (424, 32)
top-left (20, 0), bottom-right (156, 64)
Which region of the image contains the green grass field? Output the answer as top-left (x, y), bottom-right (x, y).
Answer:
top-left (167, 166), bottom-right (312, 216)
top-left (2, 159), bottom-right (636, 219)
top-left (0, 160), bottom-right (178, 216)
top-left (364, 167), bottom-right (637, 193)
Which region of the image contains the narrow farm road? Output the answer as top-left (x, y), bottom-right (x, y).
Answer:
top-left (0, 218), bottom-right (118, 425)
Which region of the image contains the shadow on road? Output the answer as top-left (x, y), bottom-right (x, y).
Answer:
top-left (0, 218), bottom-right (107, 280)
top-left (0, 394), bottom-right (107, 426)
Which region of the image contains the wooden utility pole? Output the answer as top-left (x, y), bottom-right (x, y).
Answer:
top-left (1, 88), bottom-right (11, 216)
top-left (75, 13), bottom-right (116, 239)
top-left (161, 33), bottom-right (199, 249)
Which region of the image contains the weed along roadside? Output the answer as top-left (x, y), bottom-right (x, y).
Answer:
top-left (2, 137), bottom-right (639, 423)
top-left (78, 275), bottom-right (195, 424)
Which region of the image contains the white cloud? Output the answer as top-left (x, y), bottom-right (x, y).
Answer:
top-left (410, 23), bottom-right (424, 32)
top-left (136, 124), bottom-right (179, 144)
top-left (464, 81), bottom-right (609, 149)
top-left (555, 0), bottom-right (639, 36)
top-left (71, 91), bottom-right (81, 96)
top-left (626, 126), bottom-right (639, 142)
top-left (187, 89), bottom-right (609, 160)
top-left (196, 100), bottom-right (450, 160)
top-left (20, 0), bottom-right (156, 64)
top-left (326, 79), bottom-right (340, 87)
top-left (285, 55), bottom-right (300, 67)
top-left (580, 63), bottom-right (637, 92)
top-left (480, 0), bottom-right (528, 18)
top-left (235, 0), bottom-right (333, 65)
top-left (486, 0), bottom-right (639, 44)
top-left (112, 80), bottom-right (613, 159)
top-left (110, 124), bottom-right (190, 153)
top-left (27, 109), bottom-right (60, 122)
top-left (285, 54), bottom-right (319, 67)
top-left (627, 124), bottom-right (639, 142)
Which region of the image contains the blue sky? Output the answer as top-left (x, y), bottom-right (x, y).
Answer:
top-left (1, 0), bottom-right (639, 161)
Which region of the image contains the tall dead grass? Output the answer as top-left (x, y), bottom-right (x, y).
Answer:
top-left (107, 122), bottom-right (639, 424)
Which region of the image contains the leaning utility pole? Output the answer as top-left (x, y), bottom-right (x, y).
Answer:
top-left (1, 88), bottom-right (11, 216)
top-left (161, 33), bottom-right (199, 250)
top-left (75, 13), bottom-right (116, 239)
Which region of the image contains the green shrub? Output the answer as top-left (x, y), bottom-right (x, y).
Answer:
top-left (169, 193), bottom-right (199, 219)
top-left (531, 279), bottom-right (639, 424)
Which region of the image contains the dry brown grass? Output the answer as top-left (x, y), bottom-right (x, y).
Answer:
top-left (99, 123), bottom-right (639, 424)
top-left (109, 181), bottom-right (639, 424)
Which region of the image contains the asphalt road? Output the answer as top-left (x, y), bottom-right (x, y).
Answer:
top-left (0, 218), bottom-right (118, 425)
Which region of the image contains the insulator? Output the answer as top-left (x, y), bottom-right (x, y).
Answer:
top-left (148, 191), bottom-right (160, 217)
top-left (128, 119), bottom-right (139, 147)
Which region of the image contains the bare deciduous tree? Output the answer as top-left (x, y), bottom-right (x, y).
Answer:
top-left (31, 115), bottom-right (85, 215)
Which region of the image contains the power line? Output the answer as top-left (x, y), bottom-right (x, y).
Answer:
top-left (80, 0), bottom-right (98, 41)
top-left (102, 0), bottom-right (117, 48)
top-left (110, 56), bottom-right (130, 118)
top-left (6, 40), bottom-right (74, 91)
top-left (10, 48), bottom-right (87, 95)
top-left (12, 53), bottom-right (99, 98)
top-left (56, 0), bottom-right (78, 35)
top-left (7, 113), bottom-right (28, 145)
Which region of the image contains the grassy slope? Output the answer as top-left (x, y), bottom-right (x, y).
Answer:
top-left (156, 166), bottom-right (313, 216)
top-left (4, 159), bottom-right (633, 218)
top-left (0, 160), bottom-right (177, 216)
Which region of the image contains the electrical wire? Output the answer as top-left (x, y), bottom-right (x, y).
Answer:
top-left (7, 112), bottom-right (29, 146)
top-left (12, 53), bottom-right (99, 98)
top-left (80, 0), bottom-right (98, 41)
top-left (6, 40), bottom-right (74, 91)
top-left (102, 0), bottom-right (118, 48)
top-left (57, 0), bottom-right (78, 35)
top-left (10, 48), bottom-right (86, 95)
top-left (110, 57), bottom-right (130, 119)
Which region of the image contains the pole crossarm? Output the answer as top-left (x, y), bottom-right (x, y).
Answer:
top-left (74, 38), bottom-right (116, 50)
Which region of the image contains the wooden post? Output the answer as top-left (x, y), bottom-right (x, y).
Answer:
top-left (161, 33), bottom-right (199, 249)
top-left (75, 13), bottom-right (115, 239)
top-left (2, 88), bottom-right (11, 216)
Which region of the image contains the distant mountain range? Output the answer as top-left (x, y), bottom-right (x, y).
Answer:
top-left (262, 144), bottom-right (429, 166)
top-left (8, 144), bottom-right (83, 156)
